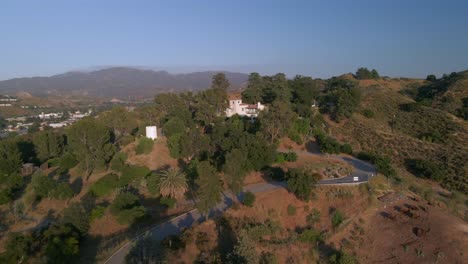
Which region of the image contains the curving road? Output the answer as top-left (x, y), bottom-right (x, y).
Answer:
top-left (104, 152), bottom-right (376, 264)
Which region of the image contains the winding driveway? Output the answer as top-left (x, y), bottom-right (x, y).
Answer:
top-left (104, 152), bottom-right (376, 264)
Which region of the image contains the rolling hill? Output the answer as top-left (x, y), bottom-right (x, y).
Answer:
top-left (0, 67), bottom-right (249, 98)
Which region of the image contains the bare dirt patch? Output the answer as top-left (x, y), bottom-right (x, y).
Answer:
top-left (332, 194), bottom-right (468, 264)
top-left (125, 137), bottom-right (178, 170)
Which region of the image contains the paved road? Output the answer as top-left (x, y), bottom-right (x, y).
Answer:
top-left (104, 152), bottom-right (376, 264)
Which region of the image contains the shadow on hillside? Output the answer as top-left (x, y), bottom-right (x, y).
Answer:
top-left (306, 140), bottom-right (321, 154)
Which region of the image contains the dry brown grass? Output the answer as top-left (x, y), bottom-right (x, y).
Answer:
top-left (124, 136), bottom-right (178, 170)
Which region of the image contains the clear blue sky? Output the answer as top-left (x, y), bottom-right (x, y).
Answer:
top-left (1, 0), bottom-right (467, 80)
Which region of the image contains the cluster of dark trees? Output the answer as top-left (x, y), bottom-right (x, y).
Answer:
top-left (355, 67), bottom-right (380, 80)
top-left (405, 72), bottom-right (468, 120)
top-left (0, 104), bottom-right (143, 262)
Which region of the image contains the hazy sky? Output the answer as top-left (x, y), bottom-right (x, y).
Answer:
top-left (1, 0), bottom-right (467, 80)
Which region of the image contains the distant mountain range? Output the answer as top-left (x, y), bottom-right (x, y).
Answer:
top-left (0, 67), bottom-right (249, 98)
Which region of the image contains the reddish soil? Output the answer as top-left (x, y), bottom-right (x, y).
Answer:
top-left (330, 193), bottom-right (468, 264)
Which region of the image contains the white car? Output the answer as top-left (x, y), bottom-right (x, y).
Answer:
top-left (353, 176), bottom-right (359, 182)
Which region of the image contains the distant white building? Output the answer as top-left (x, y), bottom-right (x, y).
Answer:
top-left (225, 99), bottom-right (265, 118)
top-left (49, 122), bottom-right (69, 128)
top-left (145, 126), bottom-right (158, 140)
top-left (0, 95), bottom-right (18, 102)
top-left (39, 112), bottom-right (63, 119)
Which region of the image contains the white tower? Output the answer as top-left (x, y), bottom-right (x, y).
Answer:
top-left (145, 126), bottom-right (157, 140)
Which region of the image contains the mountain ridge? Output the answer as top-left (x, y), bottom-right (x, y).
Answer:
top-left (0, 67), bottom-right (249, 98)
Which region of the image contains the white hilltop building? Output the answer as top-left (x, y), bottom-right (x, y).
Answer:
top-left (145, 126), bottom-right (158, 140)
top-left (225, 98), bottom-right (265, 118)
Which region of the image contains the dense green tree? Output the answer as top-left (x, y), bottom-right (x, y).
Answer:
top-left (258, 100), bottom-right (296, 143)
top-left (58, 152), bottom-right (78, 173)
top-left (272, 73), bottom-right (291, 103)
top-left (243, 134), bottom-right (276, 171)
top-left (195, 161), bottom-right (223, 213)
top-left (286, 168), bottom-right (319, 200)
top-left (155, 168), bottom-right (188, 200)
top-left (323, 77), bottom-right (361, 121)
top-left (426, 74), bottom-right (437, 81)
top-left (162, 117), bottom-right (185, 137)
top-left (110, 193), bottom-right (146, 225)
top-left (33, 130), bottom-right (64, 162)
top-left (99, 106), bottom-right (137, 140)
top-left (62, 202), bottom-right (90, 234)
top-left (0, 139), bottom-right (22, 176)
top-left (290, 75), bottom-right (320, 117)
top-left (355, 67), bottom-right (379, 80)
top-left (67, 117), bottom-right (115, 178)
top-left (136, 104), bottom-right (163, 127)
top-left (42, 224), bottom-right (81, 264)
top-left (31, 172), bottom-right (57, 199)
top-left (242, 73), bottom-right (264, 104)
top-left (211, 72), bottom-right (230, 91)
top-left (223, 148), bottom-right (248, 195)
top-left (1, 233), bottom-right (33, 263)
top-left (195, 74), bottom-right (229, 125)
top-left (155, 93), bottom-right (193, 127)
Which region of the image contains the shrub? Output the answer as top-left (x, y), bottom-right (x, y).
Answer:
top-left (50, 183), bottom-right (74, 200)
top-left (287, 204), bottom-right (297, 216)
top-left (118, 135), bottom-right (134, 146)
top-left (146, 173), bottom-right (159, 195)
top-left (260, 252), bottom-right (279, 264)
top-left (329, 250), bottom-right (358, 264)
top-left (120, 165), bottom-right (151, 186)
top-left (275, 153), bottom-right (286, 163)
top-left (160, 197), bottom-right (176, 208)
top-left (262, 166), bottom-right (285, 181)
top-left (31, 173), bottom-right (57, 199)
top-left (362, 109), bottom-right (374, 118)
top-left (357, 152), bottom-right (396, 178)
top-left (136, 137), bottom-right (154, 155)
top-left (115, 206), bottom-right (147, 225)
top-left (243, 192), bottom-right (255, 207)
top-left (399, 102), bottom-right (421, 112)
top-left (90, 173), bottom-right (120, 197)
top-left (340, 144), bottom-right (353, 155)
top-left (315, 133), bottom-right (341, 154)
top-left (284, 152), bottom-right (298, 162)
top-left (0, 189), bottom-right (12, 205)
top-left (426, 74), bottom-right (436, 81)
top-left (89, 206), bottom-right (106, 222)
top-left (110, 152), bottom-right (127, 171)
top-left (306, 208), bottom-right (321, 226)
top-left (404, 159), bottom-right (445, 182)
top-left (287, 168), bottom-right (319, 200)
top-left (331, 210), bottom-right (345, 229)
top-left (299, 228), bottom-right (323, 244)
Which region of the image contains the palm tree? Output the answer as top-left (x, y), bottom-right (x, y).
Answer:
top-left (156, 168), bottom-right (188, 200)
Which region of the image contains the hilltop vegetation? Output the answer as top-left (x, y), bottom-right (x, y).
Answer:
top-left (0, 68), bottom-right (466, 263)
